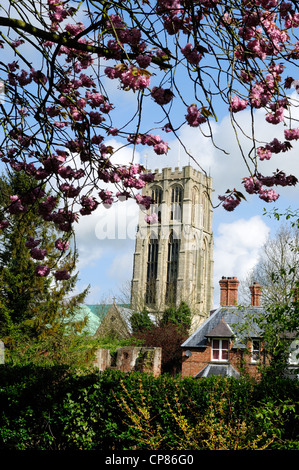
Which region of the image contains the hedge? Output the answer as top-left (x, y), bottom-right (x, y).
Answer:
top-left (0, 365), bottom-right (298, 450)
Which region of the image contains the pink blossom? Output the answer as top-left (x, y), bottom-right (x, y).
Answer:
top-left (55, 239), bottom-right (70, 251)
top-left (25, 237), bottom-right (40, 248)
top-left (284, 128), bottom-right (299, 140)
top-left (54, 269), bottom-right (71, 280)
top-left (38, 196), bottom-right (58, 219)
top-left (86, 92), bottom-right (105, 108)
top-left (30, 247), bottom-right (47, 260)
top-left (58, 166), bottom-right (74, 179)
top-left (243, 177), bottom-right (262, 194)
top-left (54, 121), bottom-right (67, 129)
top-left (11, 39), bottom-right (25, 48)
top-left (89, 111), bottom-right (105, 125)
top-left (0, 220), bottom-right (10, 230)
top-left (8, 195), bottom-right (26, 214)
top-left (135, 194), bottom-right (153, 209)
top-left (185, 104), bottom-right (206, 127)
top-left (139, 172), bottom-right (156, 183)
top-left (17, 70), bottom-right (32, 86)
top-left (154, 141), bottom-right (169, 155)
top-left (151, 87), bottom-right (174, 105)
top-left (79, 73), bottom-right (96, 88)
top-left (162, 123), bottom-right (173, 133)
top-left (105, 65), bottom-right (151, 91)
top-left (100, 102), bottom-right (114, 114)
top-left (80, 196), bottom-right (98, 215)
top-left (30, 68), bottom-right (47, 85)
top-left (265, 138), bottom-right (289, 154)
top-left (249, 82), bottom-right (272, 108)
top-left (218, 195), bottom-right (241, 211)
top-left (91, 134), bottom-right (104, 144)
top-left (59, 183), bottom-right (81, 198)
top-left (136, 54), bottom-right (152, 68)
top-left (65, 22), bottom-right (85, 36)
top-left (257, 147), bottom-right (272, 160)
top-left (71, 108), bottom-right (84, 121)
top-left (99, 190), bottom-right (114, 206)
top-left (145, 213), bottom-right (159, 224)
top-left (35, 265), bottom-right (50, 277)
top-left (258, 188), bottom-right (279, 202)
top-left (265, 106), bottom-right (284, 124)
top-left (229, 96), bottom-right (248, 113)
top-left (181, 43), bottom-right (202, 65)
top-left (107, 128), bottom-right (119, 136)
top-left (46, 106), bottom-right (60, 117)
top-left (8, 61), bottom-right (19, 72)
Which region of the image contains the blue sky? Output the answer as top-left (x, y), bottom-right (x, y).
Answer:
top-left (0, 1), bottom-right (298, 310)
top-left (72, 94), bottom-right (299, 308)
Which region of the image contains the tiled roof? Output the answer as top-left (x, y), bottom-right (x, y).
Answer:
top-left (195, 363), bottom-right (240, 378)
top-left (205, 318), bottom-right (234, 338)
top-left (182, 305), bottom-right (264, 349)
top-left (72, 305), bottom-right (101, 335)
top-left (87, 303), bottom-right (157, 335)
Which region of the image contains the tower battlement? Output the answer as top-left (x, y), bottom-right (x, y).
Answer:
top-left (149, 166), bottom-right (212, 186)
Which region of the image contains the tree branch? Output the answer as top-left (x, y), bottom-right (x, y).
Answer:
top-left (0, 16), bottom-right (172, 68)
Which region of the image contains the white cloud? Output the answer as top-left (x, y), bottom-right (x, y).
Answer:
top-left (108, 251), bottom-right (134, 282)
top-left (213, 215), bottom-right (270, 306)
top-left (145, 93), bottom-right (299, 205)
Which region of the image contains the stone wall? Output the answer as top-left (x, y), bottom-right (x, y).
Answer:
top-left (93, 346), bottom-right (162, 376)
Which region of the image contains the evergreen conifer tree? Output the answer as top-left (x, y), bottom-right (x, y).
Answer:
top-left (0, 171), bottom-right (89, 342)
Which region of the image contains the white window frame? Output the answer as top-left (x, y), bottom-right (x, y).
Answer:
top-left (251, 339), bottom-right (261, 363)
top-left (211, 338), bottom-right (229, 362)
top-left (288, 340), bottom-right (299, 365)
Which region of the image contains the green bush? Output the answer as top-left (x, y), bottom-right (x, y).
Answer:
top-left (0, 365), bottom-right (298, 450)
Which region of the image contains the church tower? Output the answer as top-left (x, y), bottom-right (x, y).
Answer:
top-left (131, 166), bottom-right (214, 330)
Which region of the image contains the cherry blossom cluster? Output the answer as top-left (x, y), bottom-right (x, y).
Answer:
top-left (243, 170), bottom-right (298, 202)
top-left (127, 134), bottom-right (169, 155)
top-left (105, 65), bottom-right (151, 92)
top-left (151, 87), bottom-right (174, 106)
top-left (185, 105), bottom-right (207, 127)
top-left (25, 236), bottom-right (71, 280)
top-left (0, 0), bottom-right (298, 277)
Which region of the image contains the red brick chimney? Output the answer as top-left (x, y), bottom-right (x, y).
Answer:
top-left (249, 282), bottom-right (262, 307)
top-left (219, 276), bottom-right (239, 306)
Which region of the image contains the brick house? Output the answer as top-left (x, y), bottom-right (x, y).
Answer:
top-left (181, 276), bottom-right (299, 379)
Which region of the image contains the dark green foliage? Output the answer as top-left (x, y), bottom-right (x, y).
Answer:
top-left (161, 301), bottom-right (192, 330)
top-left (130, 308), bottom-right (152, 333)
top-left (0, 366), bottom-right (298, 450)
top-left (0, 171), bottom-right (88, 345)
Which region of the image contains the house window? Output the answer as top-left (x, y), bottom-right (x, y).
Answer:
top-left (212, 339), bottom-right (229, 361)
top-left (251, 340), bottom-right (260, 363)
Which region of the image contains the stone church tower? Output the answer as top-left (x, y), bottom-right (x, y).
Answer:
top-left (131, 166), bottom-right (214, 330)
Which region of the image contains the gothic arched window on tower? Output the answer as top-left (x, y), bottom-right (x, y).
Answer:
top-left (151, 186), bottom-right (162, 223)
top-left (191, 186), bottom-right (199, 225)
top-left (170, 186), bottom-right (183, 222)
top-left (165, 231), bottom-right (180, 305)
top-left (145, 236), bottom-right (159, 305)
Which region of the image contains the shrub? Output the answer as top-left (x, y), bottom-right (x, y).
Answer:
top-left (0, 366), bottom-right (298, 450)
